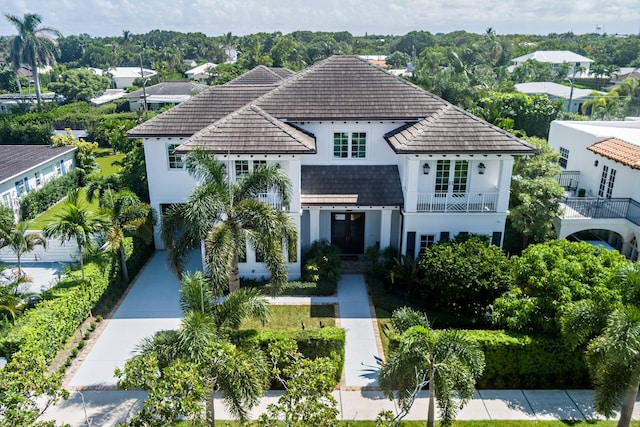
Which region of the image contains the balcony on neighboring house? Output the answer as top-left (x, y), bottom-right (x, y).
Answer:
top-left (560, 197), bottom-right (640, 226)
top-left (416, 192), bottom-right (499, 213)
top-left (556, 171), bottom-right (580, 191)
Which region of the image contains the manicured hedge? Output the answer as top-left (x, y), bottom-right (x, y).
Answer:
top-left (236, 327), bottom-right (346, 383)
top-left (20, 170), bottom-right (80, 220)
top-left (0, 236), bottom-right (154, 361)
top-left (465, 330), bottom-right (589, 389)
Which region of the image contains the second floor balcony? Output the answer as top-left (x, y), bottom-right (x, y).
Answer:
top-left (417, 192), bottom-right (499, 213)
top-left (256, 192), bottom-right (288, 211)
top-left (560, 197), bottom-right (640, 226)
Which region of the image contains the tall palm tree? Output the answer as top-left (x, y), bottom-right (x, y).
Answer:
top-left (379, 307), bottom-right (485, 427)
top-left (161, 149), bottom-right (297, 294)
top-left (4, 13), bottom-right (61, 106)
top-left (0, 221), bottom-right (46, 278)
top-left (43, 189), bottom-right (110, 281)
top-left (118, 271), bottom-right (270, 426)
top-left (97, 189), bottom-right (154, 284)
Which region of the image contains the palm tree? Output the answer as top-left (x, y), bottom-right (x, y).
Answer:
top-left (97, 189), bottom-right (154, 284)
top-left (561, 264), bottom-right (640, 427)
top-left (4, 13), bottom-right (61, 106)
top-left (586, 306), bottom-right (640, 427)
top-left (119, 271), bottom-right (270, 426)
top-left (161, 149), bottom-right (297, 294)
top-left (43, 189), bottom-right (110, 281)
top-left (0, 221), bottom-right (46, 278)
top-left (378, 307), bottom-right (485, 427)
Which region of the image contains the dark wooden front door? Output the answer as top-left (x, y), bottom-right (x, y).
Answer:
top-left (331, 212), bottom-right (365, 254)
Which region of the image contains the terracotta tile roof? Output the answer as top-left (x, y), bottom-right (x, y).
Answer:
top-left (176, 105), bottom-right (316, 154)
top-left (385, 105), bottom-right (535, 154)
top-left (301, 165), bottom-right (404, 207)
top-left (227, 65), bottom-right (295, 85)
top-left (0, 145), bottom-right (77, 183)
top-left (588, 138), bottom-right (640, 169)
top-left (127, 85), bottom-right (278, 137)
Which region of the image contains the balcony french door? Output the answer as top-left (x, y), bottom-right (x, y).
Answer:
top-left (435, 160), bottom-right (468, 206)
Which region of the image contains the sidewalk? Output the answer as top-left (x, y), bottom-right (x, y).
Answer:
top-left (40, 260), bottom-right (638, 425)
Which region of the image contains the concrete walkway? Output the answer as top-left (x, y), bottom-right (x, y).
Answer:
top-left (40, 253), bottom-right (640, 425)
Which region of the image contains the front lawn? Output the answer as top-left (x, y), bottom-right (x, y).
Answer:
top-left (241, 304), bottom-right (336, 330)
top-left (95, 149), bottom-right (125, 176)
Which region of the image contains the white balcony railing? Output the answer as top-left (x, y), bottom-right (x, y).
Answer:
top-left (417, 192), bottom-right (499, 213)
top-left (256, 192), bottom-right (288, 211)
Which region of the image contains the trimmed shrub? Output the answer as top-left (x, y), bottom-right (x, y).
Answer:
top-left (465, 330), bottom-right (589, 389)
top-left (237, 327), bottom-right (346, 383)
top-left (19, 170), bottom-right (80, 220)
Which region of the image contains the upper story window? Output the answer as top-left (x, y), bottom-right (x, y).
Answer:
top-left (235, 160), bottom-right (249, 178)
top-left (333, 132), bottom-right (366, 159)
top-left (559, 147), bottom-right (569, 169)
top-left (167, 144), bottom-right (185, 169)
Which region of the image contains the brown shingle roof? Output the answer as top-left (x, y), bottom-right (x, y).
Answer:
top-left (0, 145), bottom-right (77, 183)
top-left (588, 138), bottom-right (640, 169)
top-left (226, 65), bottom-right (295, 85)
top-left (255, 56), bottom-right (447, 121)
top-left (301, 165), bottom-right (404, 207)
top-left (124, 81), bottom-right (207, 99)
top-left (127, 85), bottom-right (277, 137)
top-left (176, 105), bottom-right (315, 154)
top-left (385, 105), bottom-right (535, 154)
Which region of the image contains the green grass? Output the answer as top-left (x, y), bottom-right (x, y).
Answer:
top-left (241, 304), bottom-right (336, 330)
top-left (376, 306), bottom-right (393, 357)
top-left (95, 149), bottom-right (125, 176)
top-left (29, 188), bottom-right (100, 230)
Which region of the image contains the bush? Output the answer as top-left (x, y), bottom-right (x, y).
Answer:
top-left (242, 279), bottom-right (337, 296)
top-left (301, 239), bottom-right (342, 286)
top-left (465, 330), bottom-right (589, 389)
top-left (19, 170), bottom-right (80, 220)
top-left (236, 327), bottom-right (346, 383)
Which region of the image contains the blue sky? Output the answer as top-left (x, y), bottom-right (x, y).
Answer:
top-left (2, 0), bottom-right (639, 38)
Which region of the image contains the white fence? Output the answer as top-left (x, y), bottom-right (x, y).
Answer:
top-left (0, 232), bottom-right (79, 263)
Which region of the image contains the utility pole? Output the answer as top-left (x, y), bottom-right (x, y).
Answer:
top-left (139, 54), bottom-right (149, 121)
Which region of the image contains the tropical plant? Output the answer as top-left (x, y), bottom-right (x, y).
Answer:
top-left (96, 189), bottom-right (154, 283)
top-left (116, 270), bottom-right (270, 426)
top-left (161, 149), bottom-right (297, 294)
top-left (378, 307), bottom-right (485, 427)
top-left (43, 189), bottom-right (110, 281)
top-left (0, 221), bottom-right (46, 278)
top-left (4, 13), bottom-right (61, 106)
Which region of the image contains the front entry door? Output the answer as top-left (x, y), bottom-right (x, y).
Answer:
top-left (331, 212), bottom-right (365, 254)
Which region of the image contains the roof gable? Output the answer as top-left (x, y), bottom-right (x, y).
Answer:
top-left (177, 105), bottom-right (316, 154)
top-left (226, 65), bottom-right (295, 85)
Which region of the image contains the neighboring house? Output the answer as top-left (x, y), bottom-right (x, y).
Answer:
top-left (549, 119), bottom-right (640, 261)
top-left (359, 55), bottom-right (388, 68)
top-left (0, 145), bottom-right (77, 222)
top-left (182, 59), bottom-right (197, 68)
top-left (129, 56), bottom-right (535, 279)
top-left (90, 89), bottom-right (126, 106)
top-left (124, 81), bottom-right (208, 112)
top-left (0, 93), bottom-right (59, 114)
top-left (184, 63), bottom-right (217, 81)
top-left (510, 50), bottom-right (594, 77)
top-left (515, 82), bottom-right (604, 113)
top-left (88, 67), bottom-right (158, 89)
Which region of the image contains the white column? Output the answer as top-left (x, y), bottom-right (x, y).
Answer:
top-left (404, 158), bottom-right (420, 213)
top-left (309, 209), bottom-right (320, 243)
top-left (288, 158), bottom-right (301, 213)
top-left (497, 156), bottom-right (515, 213)
top-left (379, 209), bottom-right (392, 248)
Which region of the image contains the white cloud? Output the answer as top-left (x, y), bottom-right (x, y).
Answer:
top-left (0, 0), bottom-right (639, 38)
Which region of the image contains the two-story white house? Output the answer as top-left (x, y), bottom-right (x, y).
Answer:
top-left (0, 145), bottom-right (77, 222)
top-left (549, 119), bottom-right (640, 261)
top-left (129, 56), bottom-right (535, 279)
top-left (510, 50), bottom-right (594, 78)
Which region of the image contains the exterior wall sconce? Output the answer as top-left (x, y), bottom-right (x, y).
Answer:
top-left (423, 163), bottom-right (430, 175)
top-left (478, 163), bottom-right (486, 174)
top-left (594, 160), bottom-right (599, 167)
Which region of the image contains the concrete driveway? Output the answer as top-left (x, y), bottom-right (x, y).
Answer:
top-left (67, 251), bottom-right (201, 388)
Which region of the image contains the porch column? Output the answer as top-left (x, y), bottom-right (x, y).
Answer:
top-left (379, 209), bottom-right (392, 248)
top-left (497, 156), bottom-right (514, 212)
top-left (288, 159), bottom-right (301, 213)
top-left (405, 159), bottom-right (419, 213)
top-left (309, 209), bottom-right (320, 243)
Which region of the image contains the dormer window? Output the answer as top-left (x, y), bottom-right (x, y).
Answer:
top-left (333, 132), bottom-right (366, 159)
